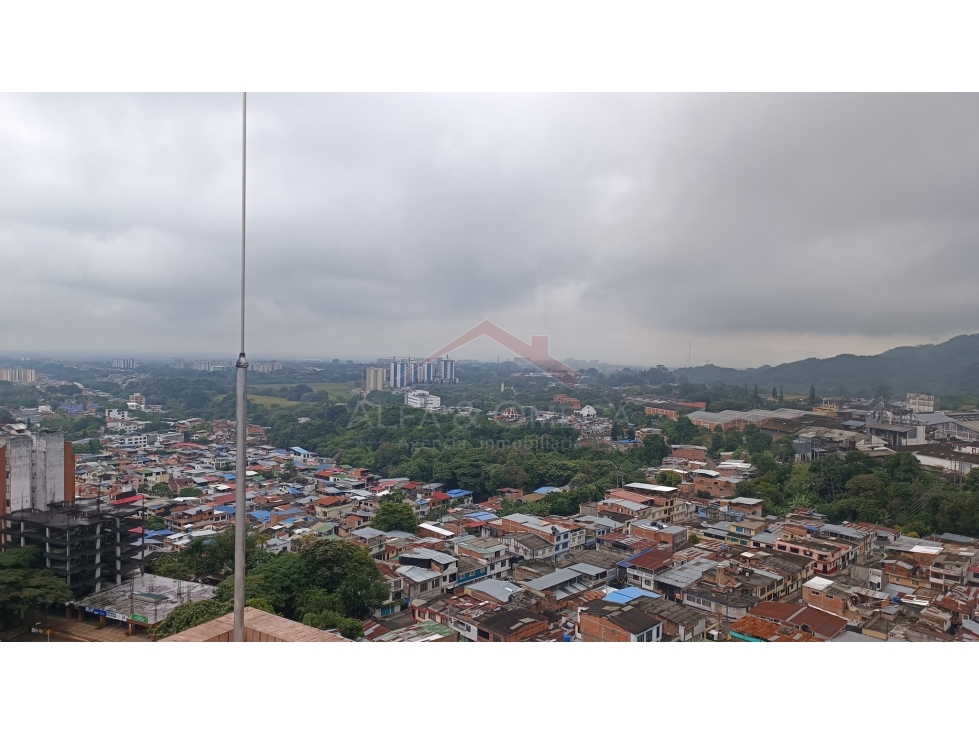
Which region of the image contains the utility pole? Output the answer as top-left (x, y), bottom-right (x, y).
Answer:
top-left (233, 92), bottom-right (249, 642)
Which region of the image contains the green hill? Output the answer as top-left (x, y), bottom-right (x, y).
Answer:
top-left (674, 333), bottom-right (979, 400)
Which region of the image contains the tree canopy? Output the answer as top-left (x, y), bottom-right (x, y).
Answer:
top-left (371, 501), bottom-right (419, 533)
top-left (0, 548), bottom-right (72, 629)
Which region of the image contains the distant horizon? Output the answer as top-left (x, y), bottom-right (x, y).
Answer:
top-left (2, 331), bottom-right (974, 375)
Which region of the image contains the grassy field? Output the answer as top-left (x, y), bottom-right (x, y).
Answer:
top-left (248, 395), bottom-right (301, 407)
top-left (247, 382), bottom-right (357, 407)
top-left (259, 381), bottom-right (355, 391)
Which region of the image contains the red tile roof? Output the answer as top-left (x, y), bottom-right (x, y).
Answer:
top-left (748, 601), bottom-right (805, 623)
top-left (626, 548), bottom-right (674, 572)
top-left (787, 606), bottom-right (848, 640)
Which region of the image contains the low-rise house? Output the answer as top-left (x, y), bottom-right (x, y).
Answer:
top-left (398, 548), bottom-right (459, 595)
top-left (520, 565), bottom-right (607, 611)
top-left (936, 585), bottom-right (979, 627)
top-left (774, 533), bottom-right (854, 576)
top-left (632, 595), bottom-right (709, 641)
top-left (477, 608), bottom-right (550, 641)
top-left (621, 483), bottom-right (679, 523)
top-left (654, 558), bottom-right (719, 602)
top-left (571, 514), bottom-right (625, 543)
top-left (928, 548), bottom-right (979, 591)
top-left (728, 497), bottom-right (764, 517)
top-left (577, 598), bottom-right (664, 642)
top-left (726, 518), bottom-right (768, 547)
top-left (465, 579), bottom-right (524, 605)
top-left (313, 496), bottom-right (351, 519)
top-left (410, 594), bottom-right (501, 642)
top-left (501, 531), bottom-right (555, 561)
top-left (729, 616), bottom-right (818, 642)
top-left (739, 549), bottom-right (814, 597)
top-left (690, 469), bottom-right (743, 499)
top-left (680, 586), bottom-right (755, 620)
top-left (620, 548), bottom-right (675, 591)
top-left (801, 576), bottom-right (866, 623)
top-left (596, 497), bottom-right (658, 521)
top-left (629, 521), bottom-right (688, 549)
top-left (498, 513), bottom-right (585, 556)
top-left (818, 523), bottom-right (873, 563)
top-left (454, 537), bottom-right (512, 581)
top-left (374, 620), bottom-right (459, 642)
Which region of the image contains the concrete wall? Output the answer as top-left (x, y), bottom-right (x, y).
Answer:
top-left (7, 435), bottom-right (33, 512)
top-left (32, 431), bottom-right (65, 509)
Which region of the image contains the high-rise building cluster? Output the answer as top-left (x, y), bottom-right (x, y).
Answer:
top-left (363, 367), bottom-right (386, 393)
top-left (389, 357), bottom-right (456, 389)
top-left (112, 358), bottom-right (137, 369)
top-left (249, 361), bottom-right (283, 373)
top-left (0, 368), bottom-right (37, 383)
top-left (193, 359), bottom-right (232, 372)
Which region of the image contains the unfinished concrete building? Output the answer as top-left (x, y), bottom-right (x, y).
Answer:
top-left (1, 424), bottom-right (144, 599)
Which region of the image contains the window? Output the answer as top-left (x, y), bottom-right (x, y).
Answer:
top-left (810, 590), bottom-right (820, 596)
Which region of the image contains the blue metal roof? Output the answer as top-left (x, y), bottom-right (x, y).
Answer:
top-left (446, 489), bottom-right (471, 498)
top-left (534, 486), bottom-right (560, 494)
top-left (465, 512), bottom-right (497, 521)
top-left (213, 505), bottom-right (236, 514)
top-left (248, 510), bottom-right (271, 521)
top-left (603, 586), bottom-right (661, 603)
top-left (290, 446), bottom-right (310, 455)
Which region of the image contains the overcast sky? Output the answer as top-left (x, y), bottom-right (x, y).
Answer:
top-left (1, 93), bottom-right (977, 369)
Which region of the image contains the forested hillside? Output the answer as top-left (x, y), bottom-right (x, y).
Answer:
top-left (674, 333), bottom-right (979, 399)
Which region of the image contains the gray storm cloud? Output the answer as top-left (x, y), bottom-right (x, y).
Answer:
top-left (1, 93), bottom-right (976, 368)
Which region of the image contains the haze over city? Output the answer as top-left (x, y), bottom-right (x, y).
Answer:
top-left (3, 94), bottom-right (978, 368)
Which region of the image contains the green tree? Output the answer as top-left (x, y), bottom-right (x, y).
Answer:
top-left (148, 481), bottom-right (173, 498)
top-left (245, 598), bottom-right (276, 614)
top-left (178, 487), bottom-right (202, 498)
top-left (0, 548), bottom-right (72, 628)
top-left (655, 470), bottom-right (682, 487)
top-left (302, 609), bottom-right (365, 639)
top-left (845, 474), bottom-right (883, 496)
top-left (883, 452), bottom-right (922, 484)
top-left (935, 493), bottom-right (979, 536)
top-left (154, 599), bottom-right (231, 640)
top-left (371, 502), bottom-right (419, 533)
top-left (298, 539), bottom-right (386, 600)
top-left (666, 416), bottom-right (699, 445)
top-left (145, 515), bottom-right (166, 530)
top-left (338, 573), bottom-right (390, 618)
top-left (83, 438), bottom-right (103, 454)
top-left (745, 429), bottom-right (773, 456)
top-left (641, 434), bottom-right (670, 466)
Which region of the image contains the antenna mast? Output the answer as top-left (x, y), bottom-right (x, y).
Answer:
top-left (233, 92), bottom-right (249, 642)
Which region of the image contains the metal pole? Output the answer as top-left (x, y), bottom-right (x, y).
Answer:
top-left (233, 92), bottom-right (249, 642)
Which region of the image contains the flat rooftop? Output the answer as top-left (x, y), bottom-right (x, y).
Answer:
top-left (74, 573), bottom-right (215, 627)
